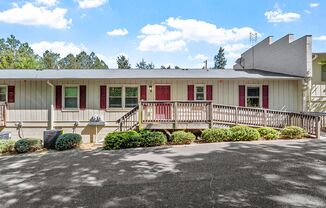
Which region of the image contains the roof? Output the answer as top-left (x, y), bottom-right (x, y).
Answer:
top-left (0, 69), bottom-right (303, 80)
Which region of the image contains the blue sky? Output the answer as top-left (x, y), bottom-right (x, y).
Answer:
top-left (0, 0), bottom-right (325, 68)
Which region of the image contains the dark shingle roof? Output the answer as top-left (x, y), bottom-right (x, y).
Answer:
top-left (0, 69), bottom-right (303, 80)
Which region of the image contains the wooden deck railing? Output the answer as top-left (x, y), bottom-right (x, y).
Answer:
top-left (117, 101), bottom-right (322, 138)
top-left (0, 103), bottom-right (6, 127)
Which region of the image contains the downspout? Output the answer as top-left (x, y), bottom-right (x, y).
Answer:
top-left (47, 80), bottom-right (54, 130)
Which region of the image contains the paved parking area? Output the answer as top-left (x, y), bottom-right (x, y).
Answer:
top-left (1, 139), bottom-right (326, 207)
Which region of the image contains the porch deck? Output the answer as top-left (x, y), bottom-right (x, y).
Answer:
top-left (117, 101), bottom-right (323, 138)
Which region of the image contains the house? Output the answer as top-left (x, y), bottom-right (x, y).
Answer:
top-left (0, 34), bottom-right (322, 142)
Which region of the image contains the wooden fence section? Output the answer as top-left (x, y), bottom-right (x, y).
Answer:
top-left (0, 103), bottom-right (6, 127)
top-left (117, 101), bottom-right (322, 138)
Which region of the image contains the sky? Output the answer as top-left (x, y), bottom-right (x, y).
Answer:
top-left (0, 0), bottom-right (325, 68)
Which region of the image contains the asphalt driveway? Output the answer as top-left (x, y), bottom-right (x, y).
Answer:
top-left (1, 139), bottom-right (326, 208)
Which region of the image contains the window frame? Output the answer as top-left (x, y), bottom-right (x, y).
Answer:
top-left (322, 65), bottom-right (326, 82)
top-left (62, 85), bottom-right (79, 110)
top-left (245, 85), bottom-right (262, 108)
top-left (0, 85), bottom-right (7, 103)
top-left (194, 85), bottom-right (206, 101)
top-left (107, 85), bottom-right (140, 109)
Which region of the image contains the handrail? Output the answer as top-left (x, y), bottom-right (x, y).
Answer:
top-left (116, 101), bottom-right (322, 138)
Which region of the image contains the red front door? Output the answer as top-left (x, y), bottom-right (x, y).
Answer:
top-left (155, 86), bottom-right (171, 120)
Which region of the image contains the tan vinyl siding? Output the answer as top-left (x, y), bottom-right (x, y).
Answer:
top-left (0, 78), bottom-right (303, 124)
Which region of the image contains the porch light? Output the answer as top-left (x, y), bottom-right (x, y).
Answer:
top-left (149, 85), bottom-right (153, 92)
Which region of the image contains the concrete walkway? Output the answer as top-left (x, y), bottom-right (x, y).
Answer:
top-left (1, 139), bottom-right (326, 207)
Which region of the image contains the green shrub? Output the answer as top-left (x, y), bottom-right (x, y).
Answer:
top-left (140, 130), bottom-right (167, 147)
top-left (171, 131), bottom-right (196, 145)
top-left (0, 140), bottom-right (15, 154)
top-left (104, 130), bottom-right (141, 150)
top-left (15, 138), bottom-right (42, 153)
top-left (229, 126), bottom-right (260, 141)
top-left (281, 126), bottom-right (306, 139)
top-left (55, 133), bottom-right (82, 151)
top-left (201, 128), bottom-right (230, 143)
top-left (258, 127), bottom-right (280, 140)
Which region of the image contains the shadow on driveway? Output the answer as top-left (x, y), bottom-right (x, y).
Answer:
top-left (1, 139), bottom-right (326, 207)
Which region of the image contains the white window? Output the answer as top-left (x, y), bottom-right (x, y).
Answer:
top-left (125, 87), bottom-right (138, 108)
top-left (0, 86), bottom-right (6, 102)
top-left (64, 86), bottom-right (79, 109)
top-left (108, 86), bottom-right (139, 108)
top-left (246, 86), bottom-right (260, 107)
top-left (109, 87), bottom-right (122, 108)
top-left (195, 86), bottom-right (205, 100)
top-left (322, 65), bottom-right (326, 81)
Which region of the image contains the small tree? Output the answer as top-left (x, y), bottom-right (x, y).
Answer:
top-left (214, 47), bottom-right (227, 69)
top-left (116, 55), bottom-right (131, 69)
top-left (136, 59), bottom-right (155, 69)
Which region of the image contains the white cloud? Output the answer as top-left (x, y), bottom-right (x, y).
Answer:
top-left (31, 41), bottom-right (86, 57)
top-left (138, 17), bottom-right (259, 52)
top-left (141, 24), bottom-right (167, 35)
top-left (107, 28), bottom-right (128, 36)
top-left (35, 0), bottom-right (58, 7)
top-left (314, 36), bottom-right (326, 41)
top-left (194, 54), bottom-right (208, 61)
top-left (75, 0), bottom-right (107, 9)
top-left (225, 52), bottom-right (241, 59)
top-left (304, 10), bottom-right (311, 14)
top-left (265, 6), bottom-right (301, 23)
top-left (0, 3), bottom-right (71, 29)
top-left (310, 3), bottom-right (320, 8)
top-left (223, 43), bottom-right (250, 52)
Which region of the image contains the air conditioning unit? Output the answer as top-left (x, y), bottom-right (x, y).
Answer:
top-left (0, 131), bottom-right (11, 140)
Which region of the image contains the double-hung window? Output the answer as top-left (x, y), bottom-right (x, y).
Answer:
top-left (0, 86), bottom-right (6, 102)
top-left (246, 86), bottom-right (260, 107)
top-left (109, 87), bottom-right (122, 108)
top-left (64, 86), bottom-right (78, 109)
top-left (108, 86), bottom-right (139, 108)
top-left (322, 65), bottom-right (326, 81)
top-left (125, 87), bottom-right (138, 107)
top-left (195, 86), bottom-right (205, 100)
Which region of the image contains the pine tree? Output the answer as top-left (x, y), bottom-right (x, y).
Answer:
top-left (214, 47), bottom-right (227, 69)
top-left (116, 55), bottom-right (131, 69)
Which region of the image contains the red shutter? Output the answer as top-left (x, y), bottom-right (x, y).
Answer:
top-left (55, 85), bottom-right (62, 109)
top-left (187, 85), bottom-right (194, 100)
top-left (80, 85), bottom-right (86, 110)
top-left (206, 85), bottom-right (213, 101)
top-left (239, 85), bottom-right (245, 107)
top-left (140, 85), bottom-right (147, 101)
top-left (262, 85), bottom-right (269, 109)
top-left (100, 86), bottom-right (107, 109)
top-left (7, 86), bottom-right (15, 103)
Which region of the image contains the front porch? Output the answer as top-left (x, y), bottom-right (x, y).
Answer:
top-left (117, 101), bottom-right (323, 138)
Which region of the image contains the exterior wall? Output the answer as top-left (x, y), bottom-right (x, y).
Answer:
top-left (234, 34), bottom-right (312, 77)
top-left (310, 54), bottom-right (326, 112)
top-left (0, 78), bottom-right (302, 142)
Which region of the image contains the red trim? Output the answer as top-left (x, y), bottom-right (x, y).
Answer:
top-left (206, 85), bottom-right (213, 100)
top-left (79, 85), bottom-right (86, 110)
top-left (239, 85), bottom-right (245, 107)
top-left (100, 86), bottom-right (107, 109)
top-left (7, 86), bottom-right (15, 103)
top-left (55, 85), bottom-right (62, 109)
top-left (187, 85), bottom-right (194, 100)
top-left (140, 85), bottom-right (147, 101)
top-left (262, 85), bottom-right (269, 109)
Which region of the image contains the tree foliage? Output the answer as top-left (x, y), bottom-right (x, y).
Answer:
top-left (0, 35), bottom-right (109, 69)
top-left (136, 59), bottom-right (155, 69)
top-left (117, 55), bottom-right (131, 69)
top-left (214, 47), bottom-right (227, 69)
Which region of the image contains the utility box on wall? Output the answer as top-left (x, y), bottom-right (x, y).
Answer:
top-left (43, 130), bottom-right (64, 149)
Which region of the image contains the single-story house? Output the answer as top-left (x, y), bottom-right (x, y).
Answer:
top-left (0, 68), bottom-right (306, 142)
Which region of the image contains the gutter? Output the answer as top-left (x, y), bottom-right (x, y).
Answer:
top-left (46, 80), bottom-right (54, 130)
